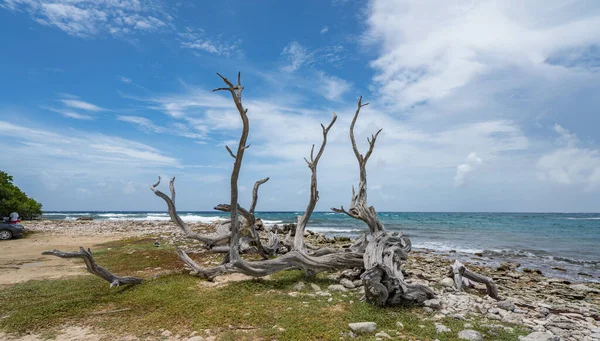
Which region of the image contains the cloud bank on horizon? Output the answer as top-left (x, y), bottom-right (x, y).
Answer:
top-left (1, 0), bottom-right (599, 212)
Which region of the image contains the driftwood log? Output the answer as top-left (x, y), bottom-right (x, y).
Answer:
top-left (451, 260), bottom-right (500, 300)
top-left (42, 247), bottom-right (143, 287)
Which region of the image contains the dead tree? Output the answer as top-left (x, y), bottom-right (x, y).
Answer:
top-left (332, 97), bottom-right (435, 306)
top-left (148, 73), bottom-right (494, 307)
top-left (151, 73), bottom-right (364, 280)
top-left (42, 247), bottom-right (143, 287)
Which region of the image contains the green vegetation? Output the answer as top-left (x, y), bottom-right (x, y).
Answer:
top-left (0, 171), bottom-right (42, 220)
top-left (0, 238), bottom-right (527, 340)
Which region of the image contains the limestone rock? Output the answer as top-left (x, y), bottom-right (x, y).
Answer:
top-left (340, 278), bottom-right (355, 289)
top-left (435, 324), bottom-right (451, 334)
top-left (424, 299), bottom-right (442, 310)
top-left (441, 277), bottom-right (455, 288)
top-left (457, 329), bottom-right (483, 341)
top-left (518, 331), bottom-right (560, 341)
top-left (348, 322), bottom-right (377, 334)
top-left (328, 284), bottom-right (348, 292)
top-left (375, 331), bottom-right (391, 339)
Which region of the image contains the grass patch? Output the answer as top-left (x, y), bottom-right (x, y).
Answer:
top-left (0, 238), bottom-right (528, 340)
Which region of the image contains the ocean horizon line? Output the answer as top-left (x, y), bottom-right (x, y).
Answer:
top-left (41, 210), bottom-right (600, 214)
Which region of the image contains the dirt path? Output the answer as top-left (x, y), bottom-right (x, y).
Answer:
top-left (0, 233), bottom-right (118, 285)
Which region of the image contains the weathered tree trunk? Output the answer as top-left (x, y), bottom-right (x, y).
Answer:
top-left (333, 97), bottom-right (434, 306)
top-left (42, 247), bottom-right (143, 287)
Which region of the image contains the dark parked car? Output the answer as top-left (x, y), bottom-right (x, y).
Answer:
top-left (0, 222), bottom-right (24, 240)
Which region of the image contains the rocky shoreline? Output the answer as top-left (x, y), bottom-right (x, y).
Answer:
top-left (21, 220), bottom-right (600, 340)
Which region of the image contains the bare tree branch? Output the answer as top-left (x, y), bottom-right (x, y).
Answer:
top-left (225, 145), bottom-right (237, 159)
top-left (249, 177), bottom-right (270, 215)
top-left (169, 176), bottom-right (176, 204)
top-left (293, 113), bottom-right (337, 252)
top-left (42, 247), bottom-right (143, 287)
top-left (151, 177), bottom-right (230, 245)
top-left (212, 72), bottom-right (250, 262)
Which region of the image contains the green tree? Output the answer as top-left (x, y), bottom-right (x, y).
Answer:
top-left (0, 171), bottom-right (43, 220)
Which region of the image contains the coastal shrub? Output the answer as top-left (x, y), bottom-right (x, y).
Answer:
top-left (0, 170), bottom-right (43, 219)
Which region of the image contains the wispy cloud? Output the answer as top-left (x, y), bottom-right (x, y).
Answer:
top-left (2, 0), bottom-right (172, 38)
top-left (61, 99), bottom-right (103, 112)
top-left (178, 27), bottom-right (242, 57)
top-left (0, 120), bottom-right (178, 166)
top-left (117, 115), bottom-right (205, 140)
top-left (320, 26), bottom-right (329, 35)
top-left (119, 76), bottom-right (133, 84)
top-left (280, 41), bottom-right (347, 72)
top-left (42, 107), bottom-right (94, 120)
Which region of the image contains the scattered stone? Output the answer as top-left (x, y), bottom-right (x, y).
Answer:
top-left (375, 331), bottom-right (391, 339)
top-left (310, 283), bottom-right (321, 292)
top-left (457, 329), bottom-right (483, 341)
top-left (348, 322), bottom-right (376, 334)
top-left (395, 322), bottom-right (404, 329)
top-left (497, 300), bottom-right (516, 311)
top-left (424, 299), bottom-right (442, 310)
top-left (76, 216), bottom-right (93, 221)
top-left (293, 281), bottom-right (305, 291)
top-left (161, 330), bottom-right (173, 337)
top-left (423, 307), bottom-right (434, 313)
top-left (441, 277), bottom-right (455, 288)
top-left (188, 337), bottom-right (204, 341)
top-left (340, 278), bottom-right (355, 289)
top-left (327, 298), bottom-right (333, 302)
top-left (474, 252), bottom-right (483, 257)
top-left (518, 331), bottom-right (560, 341)
top-left (551, 267), bottom-right (566, 272)
top-left (570, 283), bottom-right (600, 294)
top-left (328, 284), bottom-right (348, 292)
top-left (435, 324), bottom-right (451, 334)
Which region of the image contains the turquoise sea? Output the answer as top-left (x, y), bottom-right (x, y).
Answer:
top-left (42, 211), bottom-right (600, 282)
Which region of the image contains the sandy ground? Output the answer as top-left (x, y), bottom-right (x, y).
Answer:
top-left (0, 233), bottom-right (118, 286)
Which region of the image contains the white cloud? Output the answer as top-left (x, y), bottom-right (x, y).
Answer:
top-left (2, 0), bottom-right (172, 38)
top-left (320, 26), bottom-right (329, 34)
top-left (454, 152), bottom-right (482, 187)
top-left (365, 0), bottom-right (600, 107)
top-left (537, 124), bottom-right (600, 189)
top-left (120, 76), bottom-right (133, 84)
top-left (61, 99), bottom-right (103, 111)
top-left (553, 123), bottom-right (578, 148)
top-left (123, 181), bottom-right (136, 194)
top-left (318, 72), bottom-right (352, 101)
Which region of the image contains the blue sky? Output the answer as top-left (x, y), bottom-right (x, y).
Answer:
top-left (1, 0), bottom-right (599, 212)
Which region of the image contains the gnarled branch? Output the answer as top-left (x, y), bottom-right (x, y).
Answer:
top-left (294, 112), bottom-right (337, 252)
top-left (42, 247), bottom-right (143, 287)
